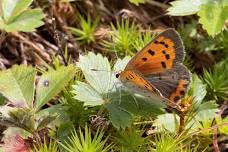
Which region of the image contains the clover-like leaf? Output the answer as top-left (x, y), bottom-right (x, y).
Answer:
top-left (0, 0), bottom-right (44, 32)
top-left (35, 65), bottom-right (76, 110)
top-left (73, 52), bottom-right (130, 106)
top-left (0, 65), bottom-right (36, 108)
top-left (167, 0), bottom-right (207, 16)
top-left (198, 1), bottom-right (228, 37)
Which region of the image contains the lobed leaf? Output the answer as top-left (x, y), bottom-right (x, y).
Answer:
top-left (198, 1), bottom-right (228, 37)
top-left (167, 0), bottom-right (207, 16)
top-left (0, 65), bottom-right (36, 108)
top-left (35, 65), bottom-right (76, 110)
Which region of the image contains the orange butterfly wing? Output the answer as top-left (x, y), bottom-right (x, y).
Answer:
top-left (125, 28), bottom-right (184, 76)
top-left (118, 29), bottom-right (191, 107)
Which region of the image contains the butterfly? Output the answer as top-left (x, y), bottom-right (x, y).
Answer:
top-left (116, 28), bottom-right (191, 110)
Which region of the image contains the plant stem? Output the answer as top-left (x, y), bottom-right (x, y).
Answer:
top-left (212, 128), bottom-right (220, 152)
top-left (178, 112), bottom-right (185, 134)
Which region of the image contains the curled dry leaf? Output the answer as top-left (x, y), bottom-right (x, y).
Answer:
top-left (2, 134), bottom-right (30, 152)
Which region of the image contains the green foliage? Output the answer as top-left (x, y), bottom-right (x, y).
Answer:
top-left (34, 140), bottom-right (59, 152)
top-left (150, 133), bottom-right (200, 152)
top-left (202, 60), bottom-right (228, 102)
top-left (167, 0), bottom-right (206, 16)
top-left (0, 65), bottom-right (35, 108)
top-left (168, 0), bottom-right (228, 37)
top-left (69, 14), bottom-right (99, 44)
top-left (0, 0), bottom-right (44, 32)
top-left (61, 126), bottom-right (112, 152)
top-left (188, 74), bottom-right (207, 105)
top-left (102, 20), bottom-right (138, 55)
top-left (154, 74), bottom-right (218, 133)
top-left (101, 20), bottom-right (153, 55)
top-left (198, 0), bottom-right (228, 37)
top-left (132, 31), bottom-right (154, 51)
top-left (72, 52), bottom-right (165, 129)
top-left (35, 65), bottom-right (76, 110)
top-left (128, 0), bottom-right (145, 6)
top-left (0, 64), bottom-right (76, 138)
top-left (216, 116), bottom-right (228, 135)
top-left (114, 128), bottom-right (147, 151)
top-left (178, 20), bottom-right (228, 53)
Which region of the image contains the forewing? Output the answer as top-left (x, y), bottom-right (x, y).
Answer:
top-left (125, 29), bottom-right (184, 75)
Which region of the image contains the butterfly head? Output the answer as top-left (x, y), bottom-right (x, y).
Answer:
top-left (115, 70), bottom-right (123, 79)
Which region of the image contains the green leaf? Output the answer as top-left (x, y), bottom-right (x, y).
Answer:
top-left (106, 101), bottom-right (133, 129)
top-left (154, 114), bottom-right (179, 132)
top-left (72, 81), bottom-right (104, 106)
top-left (128, 0), bottom-right (145, 6)
top-left (35, 65), bottom-right (76, 110)
top-left (1, 0), bottom-right (33, 21)
top-left (194, 101), bottom-right (218, 122)
top-left (4, 8), bottom-right (44, 32)
top-left (73, 52), bottom-right (130, 106)
top-left (198, 1), bottom-right (228, 37)
top-left (0, 0), bottom-right (44, 32)
top-left (106, 92), bottom-right (165, 129)
top-left (167, 0), bottom-right (206, 16)
top-left (188, 74), bottom-right (207, 105)
top-left (216, 117), bottom-right (228, 135)
top-left (0, 65), bottom-right (36, 108)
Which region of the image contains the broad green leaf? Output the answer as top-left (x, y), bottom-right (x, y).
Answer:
top-left (198, 1), bottom-right (228, 37)
top-left (73, 52), bottom-right (130, 106)
top-left (10, 0), bottom-right (33, 21)
top-left (106, 102), bottom-right (132, 129)
top-left (35, 65), bottom-right (76, 110)
top-left (4, 9), bottom-right (44, 32)
top-left (72, 81), bottom-right (104, 106)
top-left (128, 0), bottom-right (145, 6)
top-left (106, 91), bottom-right (165, 129)
top-left (154, 114), bottom-right (179, 132)
top-left (167, 0), bottom-right (208, 16)
top-left (188, 74), bottom-right (206, 105)
top-left (1, 0), bottom-right (33, 22)
top-left (187, 101), bottom-right (218, 130)
top-left (194, 101), bottom-right (218, 122)
top-left (0, 65), bottom-right (36, 108)
top-left (77, 52), bottom-right (115, 94)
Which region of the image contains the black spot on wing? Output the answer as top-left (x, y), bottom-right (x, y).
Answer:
top-left (161, 61), bottom-right (167, 68)
top-left (154, 40), bottom-right (159, 44)
top-left (148, 49), bottom-right (155, 56)
top-left (165, 54), bottom-right (170, 60)
top-left (142, 57), bottom-right (147, 61)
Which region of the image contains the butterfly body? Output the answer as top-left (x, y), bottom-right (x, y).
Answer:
top-left (116, 29), bottom-right (191, 108)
